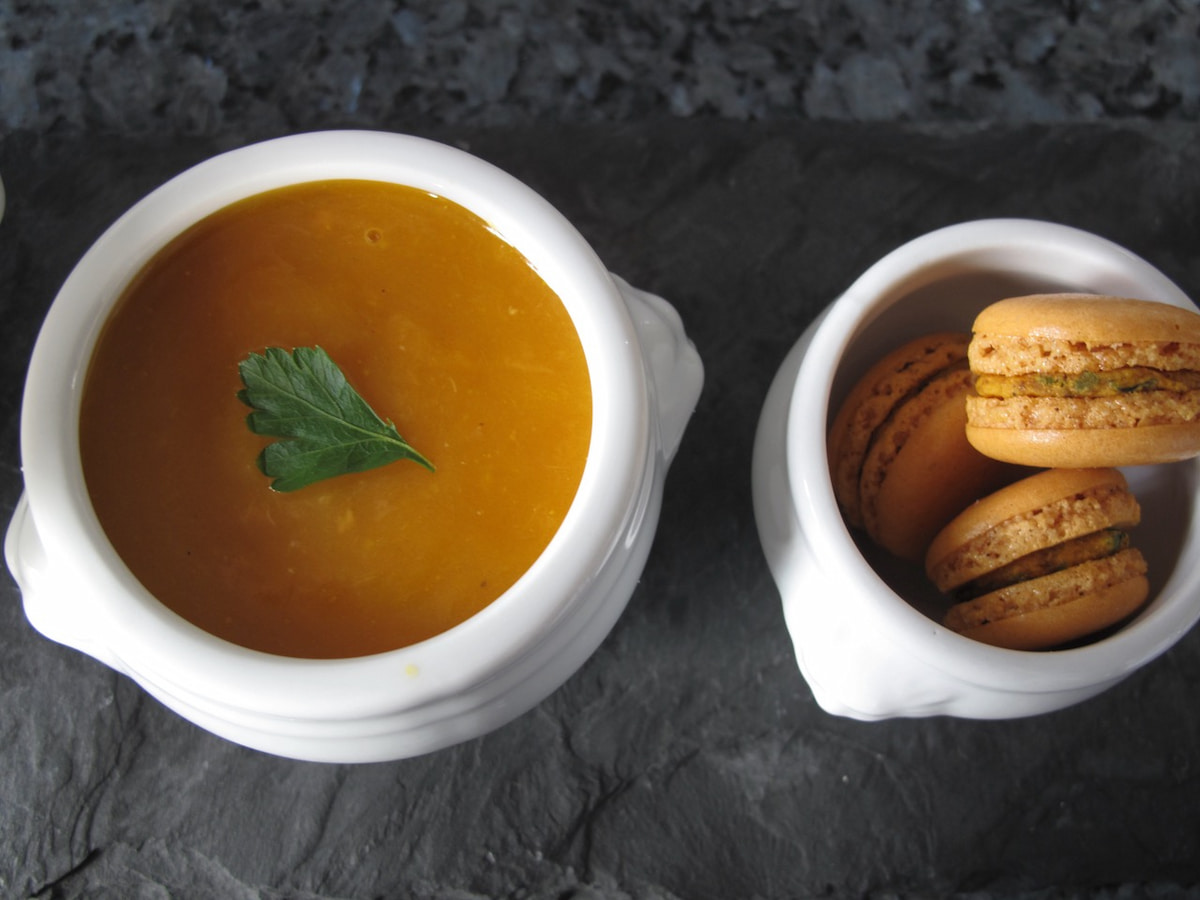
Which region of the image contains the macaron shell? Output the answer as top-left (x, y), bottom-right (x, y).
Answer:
top-left (965, 420), bottom-right (1200, 468)
top-left (966, 392), bottom-right (1200, 431)
top-left (828, 332), bottom-right (969, 526)
top-left (946, 568), bottom-right (1150, 651)
top-left (971, 294), bottom-right (1200, 347)
top-left (862, 369), bottom-right (1024, 561)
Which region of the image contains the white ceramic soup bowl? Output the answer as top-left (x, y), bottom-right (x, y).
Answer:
top-left (5, 131), bottom-right (703, 762)
top-left (753, 218), bottom-right (1200, 720)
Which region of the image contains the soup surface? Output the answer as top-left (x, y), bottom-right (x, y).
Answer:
top-left (80, 180), bottom-right (592, 658)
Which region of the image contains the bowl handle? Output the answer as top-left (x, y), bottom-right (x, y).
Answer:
top-left (610, 274), bottom-right (704, 462)
top-left (5, 494), bottom-right (122, 671)
top-left (775, 532), bottom-right (960, 719)
top-left (751, 324), bottom-right (963, 720)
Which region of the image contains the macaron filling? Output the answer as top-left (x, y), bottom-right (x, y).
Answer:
top-left (955, 527), bottom-right (1130, 602)
top-left (974, 368), bottom-right (1200, 399)
top-left (970, 361), bottom-right (1200, 430)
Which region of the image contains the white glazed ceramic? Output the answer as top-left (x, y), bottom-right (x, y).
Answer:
top-left (4, 131), bottom-right (704, 762)
top-left (753, 218), bottom-right (1200, 720)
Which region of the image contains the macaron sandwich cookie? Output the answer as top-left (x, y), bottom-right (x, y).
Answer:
top-left (966, 294), bottom-right (1200, 467)
top-left (925, 468), bottom-right (1149, 651)
top-left (828, 333), bottom-right (1022, 561)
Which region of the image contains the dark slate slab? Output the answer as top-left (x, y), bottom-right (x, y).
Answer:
top-left (3, 122), bottom-right (1200, 899)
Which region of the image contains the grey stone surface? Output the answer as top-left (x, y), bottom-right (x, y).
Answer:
top-left (3, 0), bottom-right (1200, 138)
top-left (4, 121), bottom-right (1200, 899)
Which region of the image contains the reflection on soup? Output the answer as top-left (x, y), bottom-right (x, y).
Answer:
top-left (80, 180), bottom-right (592, 658)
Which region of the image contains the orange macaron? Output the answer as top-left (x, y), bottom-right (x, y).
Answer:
top-left (966, 293), bottom-right (1200, 468)
top-left (828, 332), bottom-right (1025, 561)
top-left (925, 467), bottom-right (1149, 650)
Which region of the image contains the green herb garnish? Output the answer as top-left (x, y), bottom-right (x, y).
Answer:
top-left (237, 346), bottom-right (434, 492)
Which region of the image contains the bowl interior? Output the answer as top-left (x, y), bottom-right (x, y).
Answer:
top-left (22, 131), bottom-right (649, 718)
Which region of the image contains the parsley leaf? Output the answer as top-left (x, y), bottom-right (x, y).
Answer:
top-left (237, 346), bottom-right (434, 492)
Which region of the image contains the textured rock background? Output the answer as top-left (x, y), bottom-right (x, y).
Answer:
top-left (4, 3), bottom-right (1200, 900)
top-left (3, 0), bottom-right (1200, 138)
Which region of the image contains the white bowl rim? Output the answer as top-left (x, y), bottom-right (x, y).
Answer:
top-left (19, 130), bottom-right (652, 720)
top-left (786, 217), bottom-right (1200, 693)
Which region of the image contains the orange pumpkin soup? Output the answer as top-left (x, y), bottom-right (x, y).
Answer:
top-left (79, 180), bottom-right (592, 658)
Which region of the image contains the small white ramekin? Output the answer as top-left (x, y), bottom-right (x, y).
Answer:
top-left (5, 131), bottom-right (703, 762)
top-left (753, 218), bottom-right (1200, 720)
